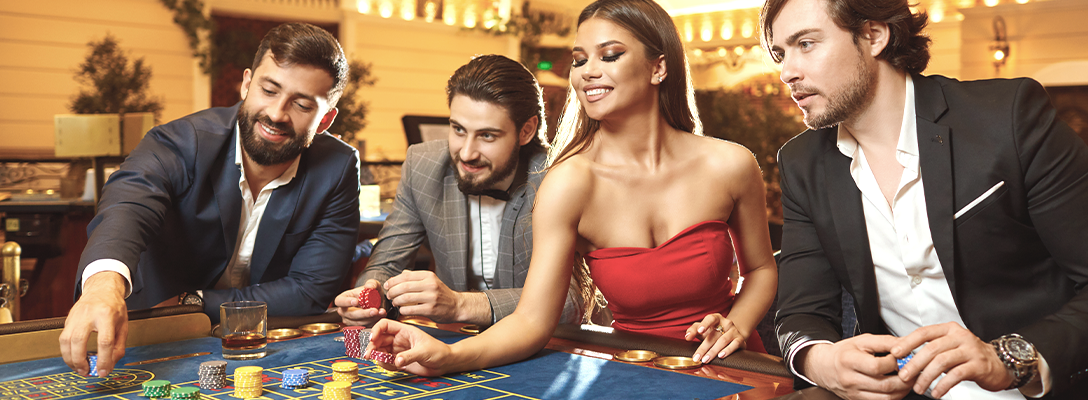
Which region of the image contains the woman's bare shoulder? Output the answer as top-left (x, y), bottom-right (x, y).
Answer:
top-left (688, 135), bottom-right (760, 176)
top-left (539, 155), bottom-right (594, 201)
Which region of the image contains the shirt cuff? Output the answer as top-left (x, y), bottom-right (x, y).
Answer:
top-left (1020, 353), bottom-right (1052, 398)
top-left (81, 259), bottom-right (133, 298)
top-left (787, 339), bottom-right (834, 387)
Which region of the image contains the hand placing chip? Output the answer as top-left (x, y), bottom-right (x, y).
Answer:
top-left (367, 318), bottom-right (455, 376)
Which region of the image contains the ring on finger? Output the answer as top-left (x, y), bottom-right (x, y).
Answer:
top-left (715, 325), bottom-right (725, 334)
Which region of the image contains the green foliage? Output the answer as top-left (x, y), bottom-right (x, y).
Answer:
top-left (327, 60), bottom-right (378, 145)
top-left (159, 0), bottom-right (214, 74)
top-left (69, 34), bottom-right (164, 122)
top-left (695, 78), bottom-right (806, 220)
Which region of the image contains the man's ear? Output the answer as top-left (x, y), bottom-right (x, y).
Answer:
top-left (861, 21), bottom-right (891, 57)
top-left (240, 69), bottom-right (253, 100)
top-left (651, 54), bottom-right (667, 85)
top-left (317, 108), bottom-right (339, 133)
top-left (519, 115), bottom-right (539, 146)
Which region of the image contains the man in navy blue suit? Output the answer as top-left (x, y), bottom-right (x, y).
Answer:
top-left (59, 23), bottom-right (360, 377)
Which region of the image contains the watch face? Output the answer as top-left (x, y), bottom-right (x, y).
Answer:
top-left (1007, 338), bottom-right (1035, 360)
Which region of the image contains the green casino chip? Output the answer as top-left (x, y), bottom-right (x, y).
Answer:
top-left (143, 380), bottom-right (172, 398)
top-left (171, 387), bottom-right (200, 399)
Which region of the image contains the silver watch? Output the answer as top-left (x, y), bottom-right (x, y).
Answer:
top-left (179, 291), bottom-right (204, 307)
top-left (990, 333), bottom-right (1039, 390)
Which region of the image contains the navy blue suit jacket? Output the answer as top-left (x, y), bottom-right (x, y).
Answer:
top-left (75, 103), bottom-right (360, 321)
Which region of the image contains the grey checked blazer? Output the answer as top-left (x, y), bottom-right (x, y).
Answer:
top-left (358, 140), bottom-right (580, 323)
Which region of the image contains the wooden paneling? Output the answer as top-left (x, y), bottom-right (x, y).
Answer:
top-left (346, 15), bottom-right (514, 160)
top-left (0, 0), bottom-right (195, 155)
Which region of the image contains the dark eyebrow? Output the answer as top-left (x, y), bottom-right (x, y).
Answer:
top-left (572, 40), bottom-right (625, 53)
top-left (785, 28), bottom-right (820, 46)
top-left (258, 76), bottom-right (317, 103)
top-left (449, 118), bottom-right (504, 134)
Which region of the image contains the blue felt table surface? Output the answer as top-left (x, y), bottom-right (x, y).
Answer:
top-left (0, 327), bottom-right (750, 400)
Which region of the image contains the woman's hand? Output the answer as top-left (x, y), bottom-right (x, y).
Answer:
top-left (365, 319), bottom-right (453, 376)
top-left (684, 313), bottom-right (747, 363)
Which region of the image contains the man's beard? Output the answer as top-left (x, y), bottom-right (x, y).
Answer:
top-left (794, 50), bottom-right (877, 130)
top-left (452, 143), bottom-right (520, 195)
top-left (237, 106), bottom-right (309, 166)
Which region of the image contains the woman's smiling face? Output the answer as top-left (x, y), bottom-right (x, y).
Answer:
top-left (570, 17), bottom-right (661, 122)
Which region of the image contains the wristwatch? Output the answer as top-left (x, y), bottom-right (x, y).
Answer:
top-left (990, 333), bottom-right (1039, 390)
top-left (178, 291), bottom-right (204, 307)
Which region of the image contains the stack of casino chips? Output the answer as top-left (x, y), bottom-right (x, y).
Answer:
top-left (330, 362), bottom-right (359, 382)
top-left (198, 361), bottom-right (227, 390)
top-left (170, 387), bottom-right (200, 400)
top-left (342, 327), bottom-right (370, 358)
top-left (142, 380), bottom-right (173, 398)
top-left (322, 381), bottom-right (352, 400)
top-left (232, 366), bottom-right (264, 398)
top-left (280, 368), bottom-right (309, 389)
top-left (366, 350), bottom-right (396, 365)
top-left (87, 353), bottom-right (98, 375)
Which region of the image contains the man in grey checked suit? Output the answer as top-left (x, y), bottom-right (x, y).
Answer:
top-left (336, 55), bottom-right (579, 326)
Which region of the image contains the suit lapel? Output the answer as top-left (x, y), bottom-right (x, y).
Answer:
top-left (249, 156), bottom-right (306, 284)
top-left (212, 124), bottom-right (242, 261)
top-left (914, 76), bottom-right (957, 300)
top-left (443, 167), bottom-right (470, 289)
top-left (823, 145), bottom-right (882, 328)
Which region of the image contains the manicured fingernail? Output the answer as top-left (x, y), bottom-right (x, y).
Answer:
top-left (697, 326), bottom-right (706, 333)
top-left (702, 355), bottom-right (711, 363)
top-left (692, 353), bottom-right (701, 362)
top-left (718, 351), bottom-right (727, 358)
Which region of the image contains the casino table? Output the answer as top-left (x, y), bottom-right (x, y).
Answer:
top-left (0, 308), bottom-right (798, 400)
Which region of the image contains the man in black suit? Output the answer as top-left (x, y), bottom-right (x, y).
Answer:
top-left (59, 23), bottom-right (360, 378)
top-left (762, 0), bottom-right (1088, 398)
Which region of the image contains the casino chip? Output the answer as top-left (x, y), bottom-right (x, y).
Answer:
top-left (358, 288), bottom-right (381, 310)
top-left (331, 361), bottom-right (359, 382)
top-left (322, 381), bottom-right (352, 400)
top-left (281, 368), bottom-right (309, 389)
top-left (232, 366), bottom-right (264, 398)
top-left (171, 387), bottom-right (200, 400)
top-left (87, 354), bottom-right (98, 375)
top-left (198, 361), bottom-right (227, 390)
top-left (897, 354), bottom-right (914, 370)
top-left (366, 350), bottom-right (396, 365)
top-left (342, 327), bottom-right (370, 359)
top-left (143, 380), bottom-right (172, 398)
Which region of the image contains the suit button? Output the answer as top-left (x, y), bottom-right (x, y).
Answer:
top-left (910, 275), bottom-right (922, 286)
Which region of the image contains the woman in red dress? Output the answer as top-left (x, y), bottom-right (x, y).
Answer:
top-left (366, 0), bottom-right (778, 375)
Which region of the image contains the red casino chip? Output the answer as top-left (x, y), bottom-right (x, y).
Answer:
top-left (358, 287), bottom-right (382, 310)
top-left (366, 350), bottom-right (396, 364)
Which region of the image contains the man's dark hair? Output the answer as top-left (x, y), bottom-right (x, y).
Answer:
top-left (760, 0), bottom-right (932, 74)
top-left (446, 54), bottom-right (545, 150)
top-left (252, 22), bottom-right (349, 106)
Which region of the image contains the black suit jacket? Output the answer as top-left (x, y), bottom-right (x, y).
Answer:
top-left (776, 75), bottom-right (1088, 397)
top-left (75, 103), bottom-right (361, 322)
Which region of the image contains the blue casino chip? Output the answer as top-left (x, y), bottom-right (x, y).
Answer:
top-left (281, 368), bottom-right (309, 388)
top-left (897, 354), bottom-right (913, 370)
top-left (88, 354), bottom-right (98, 374)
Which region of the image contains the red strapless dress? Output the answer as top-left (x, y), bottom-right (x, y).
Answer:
top-left (583, 220), bottom-right (766, 353)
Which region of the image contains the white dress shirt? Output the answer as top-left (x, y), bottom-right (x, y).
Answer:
top-left (789, 76), bottom-right (1039, 399)
top-left (467, 194), bottom-right (505, 291)
top-left (81, 125), bottom-right (300, 300)
top-left (213, 125), bottom-right (300, 290)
